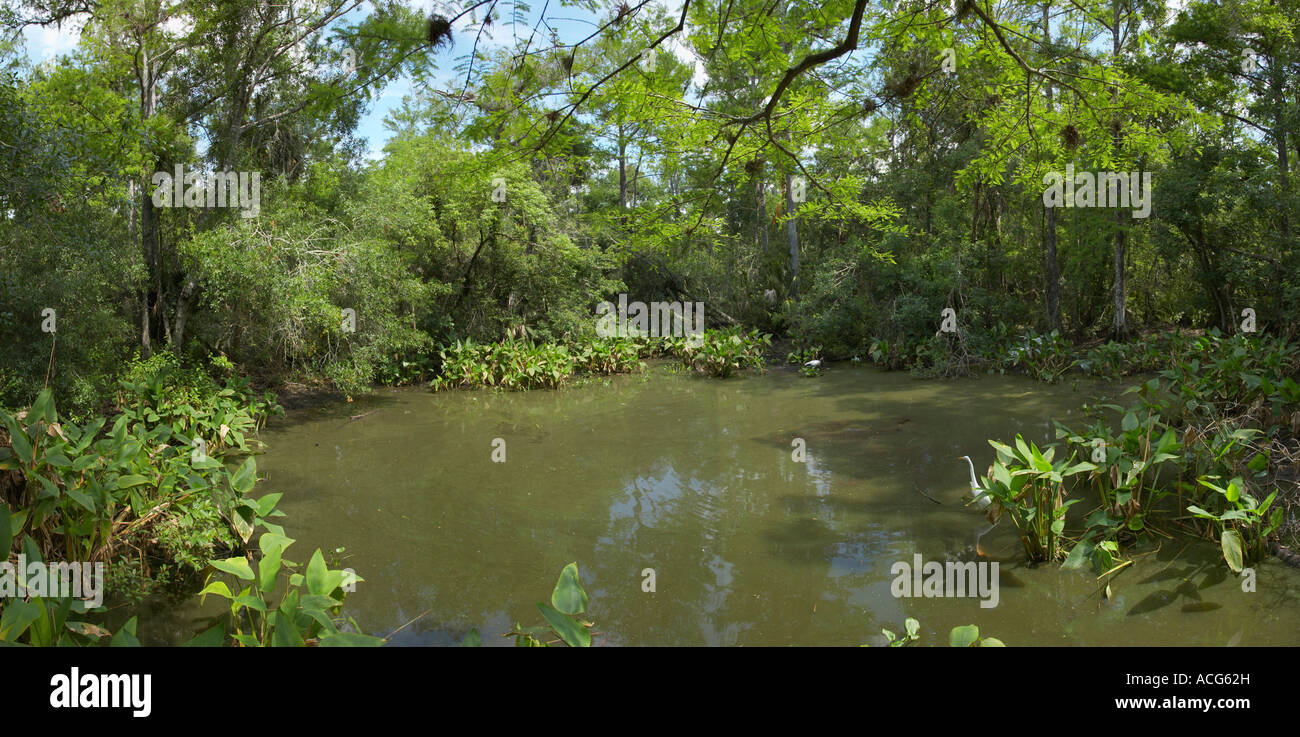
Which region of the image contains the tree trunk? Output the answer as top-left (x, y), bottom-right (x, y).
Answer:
top-left (1111, 210), bottom-right (1128, 340)
top-left (1269, 59), bottom-right (1291, 239)
top-left (1108, 1), bottom-right (1128, 341)
top-left (138, 46), bottom-right (160, 356)
top-left (618, 123), bottom-right (627, 212)
top-left (173, 279), bottom-right (197, 350)
top-left (785, 172), bottom-right (798, 298)
top-left (1041, 2), bottom-right (1060, 331)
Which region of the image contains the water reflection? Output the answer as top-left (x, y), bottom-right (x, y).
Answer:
top-left (134, 364), bottom-right (1300, 645)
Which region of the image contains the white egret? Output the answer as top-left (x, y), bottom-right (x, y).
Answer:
top-left (804, 359), bottom-right (822, 368)
top-left (958, 456), bottom-right (999, 556)
top-left (958, 456), bottom-right (991, 510)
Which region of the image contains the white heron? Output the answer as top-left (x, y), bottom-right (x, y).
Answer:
top-left (803, 359), bottom-right (822, 368)
top-left (958, 456), bottom-right (991, 510)
top-left (958, 455), bottom-right (1000, 556)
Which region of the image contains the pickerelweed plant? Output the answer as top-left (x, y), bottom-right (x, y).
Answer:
top-left (1056, 380), bottom-right (1183, 535)
top-left (678, 327), bottom-right (770, 378)
top-left (979, 435), bottom-right (1097, 562)
top-left (1007, 329), bottom-right (1075, 383)
top-left (1187, 475), bottom-right (1284, 572)
top-left (491, 562), bottom-right (594, 647)
top-left (197, 531), bottom-right (383, 646)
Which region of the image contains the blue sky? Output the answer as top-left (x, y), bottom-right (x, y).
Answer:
top-left (17, 1), bottom-right (691, 160)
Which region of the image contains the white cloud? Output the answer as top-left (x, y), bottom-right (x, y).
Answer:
top-left (23, 17), bottom-right (85, 60)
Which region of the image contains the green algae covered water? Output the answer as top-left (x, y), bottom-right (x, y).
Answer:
top-left (139, 364), bottom-right (1300, 645)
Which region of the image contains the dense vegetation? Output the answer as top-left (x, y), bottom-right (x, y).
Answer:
top-left (1, 0), bottom-right (1298, 645)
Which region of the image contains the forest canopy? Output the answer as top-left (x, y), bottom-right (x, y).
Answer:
top-left (0, 0), bottom-right (1296, 408)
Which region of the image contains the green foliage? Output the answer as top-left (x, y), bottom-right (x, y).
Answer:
top-left (948, 624), bottom-right (1005, 648)
top-left (1052, 332), bottom-right (1300, 574)
top-left (786, 345), bottom-right (823, 365)
top-left (572, 337), bottom-right (645, 376)
top-left (980, 435), bottom-right (1097, 562)
top-left (1188, 476), bottom-right (1284, 572)
top-left (881, 617), bottom-right (920, 647)
top-left (0, 536), bottom-right (132, 646)
top-left (0, 371), bottom-right (285, 603)
top-left (1007, 330), bottom-right (1075, 383)
top-left (503, 562), bottom-right (594, 647)
top-left (871, 618), bottom-right (1004, 647)
top-left (433, 339), bottom-right (576, 391)
top-left (678, 328), bottom-right (771, 378)
top-left (197, 534), bottom-right (382, 647)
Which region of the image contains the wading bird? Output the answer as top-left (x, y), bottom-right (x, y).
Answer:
top-left (803, 359), bottom-right (822, 368)
top-left (959, 456), bottom-right (1000, 556)
top-left (959, 456), bottom-right (990, 509)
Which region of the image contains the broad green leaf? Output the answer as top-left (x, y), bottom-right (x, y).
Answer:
top-left (234, 593), bottom-right (268, 612)
top-left (65, 487), bottom-right (95, 512)
top-left (115, 474), bottom-right (150, 489)
top-left (0, 599), bottom-right (42, 641)
top-left (551, 562), bottom-right (588, 615)
top-left (198, 580), bottom-right (234, 601)
top-left (211, 557), bottom-right (255, 581)
top-left (258, 532), bottom-right (295, 556)
top-left (254, 492), bottom-right (283, 518)
top-left (7, 424), bottom-right (32, 464)
top-left (230, 457), bottom-right (257, 495)
top-left (1221, 530), bottom-right (1244, 573)
top-left (1014, 436), bottom-right (1032, 461)
top-left (110, 616), bottom-right (141, 647)
top-left (1224, 479), bottom-right (1241, 503)
top-left (537, 602), bottom-right (591, 647)
top-left (184, 624), bottom-right (227, 647)
top-left (31, 389), bottom-right (56, 423)
top-left (1063, 538), bottom-right (1095, 569)
top-left (271, 611), bottom-right (305, 647)
top-left (949, 625), bottom-right (980, 647)
top-left (305, 549), bottom-right (341, 595)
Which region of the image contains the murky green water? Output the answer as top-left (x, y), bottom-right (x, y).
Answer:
top-left (142, 364), bottom-right (1300, 645)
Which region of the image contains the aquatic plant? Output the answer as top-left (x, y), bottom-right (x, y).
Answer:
top-left (376, 352), bottom-right (438, 385)
top-left (496, 562), bottom-right (594, 647)
top-left (196, 532), bottom-right (382, 646)
top-left (0, 389), bottom-right (280, 574)
top-left (1053, 332), bottom-right (1300, 573)
top-left (1007, 330), bottom-right (1074, 383)
top-left (434, 339), bottom-right (575, 390)
top-left (679, 328), bottom-right (770, 378)
top-left (786, 345), bottom-right (823, 365)
top-left (1187, 476), bottom-right (1284, 572)
top-left (948, 624), bottom-right (1004, 647)
top-left (979, 435), bottom-right (1096, 562)
top-left (572, 337), bottom-right (644, 375)
top-left (881, 617), bottom-right (920, 646)
top-left (873, 618), bottom-right (1004, 647)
